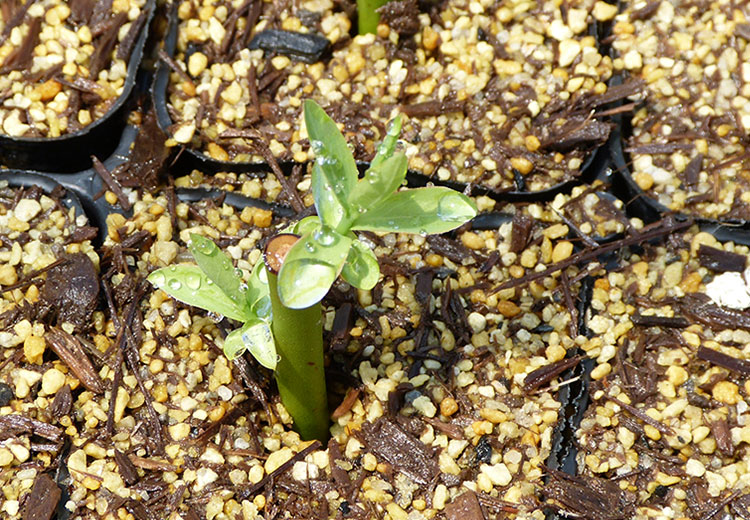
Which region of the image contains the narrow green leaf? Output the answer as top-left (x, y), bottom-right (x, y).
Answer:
top-left (348, 152), bottom-right (407, 213)
top-left (246, 261), bottom-right (271, 319)
top-left (188, 233), bottom-right (249, 314)
top-left (304, 100), bottom-right (357, 231)
top-left (277, 226), bottom-right (352, 308)
top-left (350, 187), bottom-right (477, 234)
top-left (223, 320), bottom-right (277, 369)
top-left (370, 114), bottom-right (402, 169)
top-left (147, 265), bottom-right (249, 322)
top-left (341, 239), bottom-right (380, 290)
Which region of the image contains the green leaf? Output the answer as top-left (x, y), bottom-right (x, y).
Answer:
top-left (370, 114), bottom-right (402, 169)
top-left (147, 265), bottom-right (249, 322)
top-left (305, 100), bottom-right (357, 232)
top-left (277, 226), bottom-right (353, 308)
top-left (292, 215), bottom-right (322, 236)
top-left (341, 239), bottom-right (380, 290)
top-left (223, 320), bottom-right (277, 369)
top-left (351, 187), bottom-right (477, 234)
top-left (246, 261), bottom-right (271, 319)
top-left (188, 233), bottom-right (250, 314)
top-left (348, 152), bottom-right (407, 213)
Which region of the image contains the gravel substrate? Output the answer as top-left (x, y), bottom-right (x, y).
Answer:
top-left (0, 176), bottom-right (606, 519)
top-left (613, 0), bottom-right (750, 220)
top-left (164, 0), bottom-right (618, 192)
top-left (0, 0), bottom-right (148, 138)
top-left (574, 226), bottom-right (750, 518)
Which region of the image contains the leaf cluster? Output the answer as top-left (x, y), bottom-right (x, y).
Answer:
top-left (277, 100), bottom-right (477, 308)
top-left (147, 234), bottom-right (277, 369)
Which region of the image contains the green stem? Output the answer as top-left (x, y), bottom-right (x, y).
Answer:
top-left (357, 0), bottom-right (389, 34)
top-left (266, 266), bottom-right (329, 442)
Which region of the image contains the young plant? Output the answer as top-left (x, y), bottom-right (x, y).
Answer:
top-left (147, 234), bottom-right (277, 369)
top-left (148, 100), bottom-right (477, 442)
top-left (357, 0), bottom-right (390, 34)
top-left (277, 99), bottom-right (478, 309)
top-left (259, 99), bottom-right (476, 439)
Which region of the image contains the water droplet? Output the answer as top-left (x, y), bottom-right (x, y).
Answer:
top-left (276, 354), bottom-right (282, 363)
top-left (419, 228), bottom-right (427, 236)
top-left (313, 227), bottom-right (336, 246)
top-left (305, 242), bottom-right (316, 253)
top-left (234, 268), bottom-right (243, 278)
top-left (206, 279), bottom-right (214, 285)
top-left (239, 283), bottom-right (248, 293)
top-left (194, 238), bottom-right (217, 255)
top-left (208, 311), bottom-right (224, 323)
top-left (168, 279), bottom-right (182, 290)
top-left (185, 273), bottom-right (201, 290)
top-left (310, 140), bottom-right (324, 154)
top-left (151, 272), bottom-right (166, 286)
top-left (168, 266), bottom-right (177, 272)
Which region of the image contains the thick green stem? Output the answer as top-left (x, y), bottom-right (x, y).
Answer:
top-left (265, 257), bottom-right (329, 442)
top-left (357, 0), bottom-right (389, 34)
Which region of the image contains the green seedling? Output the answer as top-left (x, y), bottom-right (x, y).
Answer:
top-left (277, 99), bottom-right (477, 309)
top-left (147, 234), bottom-right (277, 370)
top-left (357, 0), bottom-right (390, 34)
top-left (148, 100), bottom-right (477, 442)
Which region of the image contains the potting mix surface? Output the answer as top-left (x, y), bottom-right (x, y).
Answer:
top-left (1, 1), bottom-right (750, 520)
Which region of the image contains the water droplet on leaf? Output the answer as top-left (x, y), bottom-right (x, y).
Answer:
top-left (151, 272), bottom-right (166, 286)
top-left (305, 242), bottom-right (316, 253)
top-left (208, 311), bottom-right (224, 323)
top-left (313, 227), bottom-right (336, 246)
top-left (185, 273), bottom-right (201, 290)
top-left (168, 279), bottom-right (182, 290)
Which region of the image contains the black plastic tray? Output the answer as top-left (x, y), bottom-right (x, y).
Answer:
top-left (0, 0), bottom-right (155, 173)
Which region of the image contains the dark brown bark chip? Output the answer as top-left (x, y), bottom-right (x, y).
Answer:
top-left (544, 470), bottom-right (636, 520)
top-left (631, 314), bottom-right (689, 328)
top-left (629, 0), bottom-right (661, 20)
top-left (41, 253), bottom-right (99, 331)
top-left (710, 418), bottom-right (734, 458)
top-left (697, 346), bottom-right (750, 377)
top-left (360, 418), bottom-right (438, 485)
top-left (401, 100), bottom-right (465, 118)
top-left (540, 120), bottom-right (611, 152)
top-left (523, 355), bottom-right (582, 392)
top-left (510, 213), bottom-right (534, 254)
top-left (49, 385), bottom-right (72, 418)
top-left (115, 449), bottom-right (140, 486)
top-left (23, 473), bottom-right (60, 520)
top-left (118, 110), bottom-right (169, 190)
top-left (679, 294), bottom-right (750, 331)
top-left (697, 244), bottom-right (746, 273)
top-left (46, 328), bottom-right (105, 394)
top-left (377, 0), bottom-right (420, 36)
top-left (427, 235), bottom-right (471, 263)
top-left (684, 153), bottom-right (703, 187)
top-left (445, 491), bottom-right (486, 520)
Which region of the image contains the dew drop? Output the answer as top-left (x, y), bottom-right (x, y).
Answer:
top-left (239, 283), bottom-right (248, 293)
top-left (276, 354), bottom-right (282, 363)
top-left (169, 266), bottom-right (177, 272)
top-left (313, 227), bottom-right (336, 246)
top-left (168, 279), bottom-right (182, 290)
top-left (235, 268), bottom-right (243, 278)
top-left (151, 272), bottom-right (166, 286)
top-left (310, 140), bottom-right (324, 154)
top-left (208, 311), bottom-right (223, 323)
top-left (185, 273), bottom-right (201, 290)
top-left (305, 242), bottom-right (316, 253)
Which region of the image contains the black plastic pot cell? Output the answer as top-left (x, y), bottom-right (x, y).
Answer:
top-left (0, 0), bottom-right (154, 173)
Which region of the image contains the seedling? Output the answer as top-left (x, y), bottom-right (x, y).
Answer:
top-left (148, 99), bottom-right (477, 442)
top-left (357, 0), bottom-right (390, 34)
top-left (148, 234), bottom-right (277, 369)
